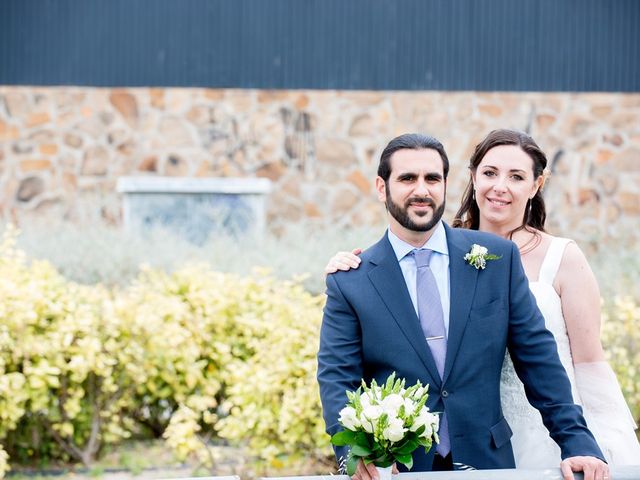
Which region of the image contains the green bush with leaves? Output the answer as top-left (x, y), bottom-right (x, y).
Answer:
top-left (156, 266), bottom-right (331, 469)
top-left (215, 273), bottom-right (330, 465)
top-left (0, 231), bottom-right (231, 472)
top-left (0, 230), bottom-right (331, 476)
top-left (1, 224), bottom-right (639, 478)
top-left (601, 296), bottom-right (640, 427)
top-left (0, 228), bottom-right (125, 467)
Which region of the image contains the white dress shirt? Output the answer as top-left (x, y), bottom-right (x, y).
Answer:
top-left (387, 221), bottom-right (451, 335)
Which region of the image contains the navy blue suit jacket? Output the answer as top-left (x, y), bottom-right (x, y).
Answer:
top-left (317, 224), bottom-right (603, 471)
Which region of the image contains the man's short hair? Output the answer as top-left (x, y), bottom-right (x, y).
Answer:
top-left (377, 133), bottom-right (450, 182)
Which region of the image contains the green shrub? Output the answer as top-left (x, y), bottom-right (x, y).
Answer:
top-left (2, 223), bottom-right (639, 479)
top-left (601, 296), bottom-right (640, 426)
top-left (0, 229), bottom-right (332, 476)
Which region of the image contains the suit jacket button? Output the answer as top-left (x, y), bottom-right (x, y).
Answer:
top-left (442, 390), bottom-right (449, 397)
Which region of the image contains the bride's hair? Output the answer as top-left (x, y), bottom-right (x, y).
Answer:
top-left (453, 129), bottom-right (547, 238)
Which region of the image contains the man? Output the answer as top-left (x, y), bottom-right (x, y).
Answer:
top-left (317, 134), bottom-right (608, 480)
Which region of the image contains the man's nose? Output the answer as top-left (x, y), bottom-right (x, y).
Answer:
top-left (414, 179), bottom-right (430, 195)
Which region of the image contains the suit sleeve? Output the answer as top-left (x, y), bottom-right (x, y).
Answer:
top-left (317, 273), bottom-right (363, 465)
top-left (504, 243), bottom-right (605, 461)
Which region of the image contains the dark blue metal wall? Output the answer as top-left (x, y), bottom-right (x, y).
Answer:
top-left (1, 0), bottom-right (638, 91)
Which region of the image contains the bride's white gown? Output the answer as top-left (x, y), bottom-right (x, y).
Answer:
top-left (500, 237), bottom-right (640, 467)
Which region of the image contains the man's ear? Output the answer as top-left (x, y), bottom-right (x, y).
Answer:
top-left (375, 176), bottom-right (386, 202)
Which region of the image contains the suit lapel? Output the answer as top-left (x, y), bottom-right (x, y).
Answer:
top-left (367, 235), bottom-right (442, 386)
top-left (443, 224), bottom-right (478, 384)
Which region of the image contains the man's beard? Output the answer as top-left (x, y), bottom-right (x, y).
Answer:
top-left (386, 188), bottom-right (446, 232)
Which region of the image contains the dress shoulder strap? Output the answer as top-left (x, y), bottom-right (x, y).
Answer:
top-left (537, 237), bottom-right (572, 285)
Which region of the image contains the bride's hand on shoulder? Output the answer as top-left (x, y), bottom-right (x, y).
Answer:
top-left (324, 248), bottom-right (363, 276)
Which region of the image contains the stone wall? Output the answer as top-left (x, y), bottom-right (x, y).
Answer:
top-left (0, 87), bottom-right (638, 246)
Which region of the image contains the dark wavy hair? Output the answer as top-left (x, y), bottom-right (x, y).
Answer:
top-left (452, 129), bottom-right (547, 237)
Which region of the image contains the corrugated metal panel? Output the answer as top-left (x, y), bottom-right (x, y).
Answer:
top-left (0, 0), bottom-right (638, 91)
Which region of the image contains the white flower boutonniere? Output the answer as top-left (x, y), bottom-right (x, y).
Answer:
top-left (464, 244), bottom-right (501, 270)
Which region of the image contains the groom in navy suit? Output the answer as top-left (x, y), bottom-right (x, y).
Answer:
top-left (317, 134), bottom-right (608, 480)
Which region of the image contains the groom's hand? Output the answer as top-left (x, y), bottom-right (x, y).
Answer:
top-left (352, 460), bottom-right (398, 480)
top-left (560, 456), bottom-right (610, 480)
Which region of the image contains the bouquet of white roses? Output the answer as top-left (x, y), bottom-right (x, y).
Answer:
top-left (331, 373), bottom-right (440, 475)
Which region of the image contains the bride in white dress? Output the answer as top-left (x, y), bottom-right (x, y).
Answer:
top-left (454, 129), bottom-right (640, 467)
top-left (498, 235), bottom-right (639, 467)
top-left (325, 129), bottom-right (640, 467)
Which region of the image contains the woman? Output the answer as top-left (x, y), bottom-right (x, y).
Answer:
top-left (325, 129), bottom-right (640, 467)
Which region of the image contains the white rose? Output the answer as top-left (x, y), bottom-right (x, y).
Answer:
top-left (370, 386), bottom-right (383, 401)
top-left (402, 398), bottom-right (416, 417)
top-left (419, 420), bottom-right (433, 438)
top-left (381, 393), bottom-right (404, 413)
top-left (430, 411), bottom-right (440, 432)
top-left (361, 405), bottom-right (383, 422)
top-left (382, 416), bottom-right (406, 443)
top-left (361, 390), bottom-right (376, 408)
top-left (471, 244), bottom-right (487, 256)
top-left (410, 406), bottom-right (436, 436)
top-left (362, 419), bottom-right (375, 433)
top-left (339, 406), bottom-right (360, 430)
top-left (420, 412), bottom-right (441, 439)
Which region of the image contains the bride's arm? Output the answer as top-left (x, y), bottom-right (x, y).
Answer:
top-left (555, 241), bottom-right (640, 463)
top-left (554, 241), bottom-right (605, 363)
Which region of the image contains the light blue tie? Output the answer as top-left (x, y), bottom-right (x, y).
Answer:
top-left (413, 249), bottom-right (450, 457)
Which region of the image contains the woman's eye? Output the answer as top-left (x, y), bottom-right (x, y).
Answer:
top-left (512, 175), bottom-right (524, 181)
top-left (483, 171), bottom-right (495, 177)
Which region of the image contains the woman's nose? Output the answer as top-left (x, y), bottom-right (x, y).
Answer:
top-left (492, 177), bottom-right (507, 193)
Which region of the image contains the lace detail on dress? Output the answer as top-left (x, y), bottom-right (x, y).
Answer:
top-left (500, 237), bottom-right (640, 467)
top-left (500, 237), bottom-right (573, 468)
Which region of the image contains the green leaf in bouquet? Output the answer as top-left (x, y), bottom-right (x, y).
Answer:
top-left (395, 453), bottom-right (413, 470)
top-left (369, 377), bottom-right (379, 392)
top-left (370, 444), bottom-right (385, 459)
top-left (331, 429), bottom-right (357, 446)
top-left (377, 413), bottom-right (389, 433)
top-left (392, 376), bottom-right (405, 394)
top-left (384, 372), bottom-right (396, 392)
top-left (346, 390), bottom-right (355, 402)
top-left (353, 391), bottom-right (364, 414)
top-left (415, 395), bottom-right (428, 412)
top-left (347, 455), bottom-right (361, 476)
top-left (353, 430), bottom-right (370, 445)
top-left (413, 425), bottom-right (425, 437)
top-left (351, 444), bottom-right (373, 457)
top-left (418, 437), bottom-right (432, 450)
top-left (392, 438), bottom-right (418, 455)
top-left (390, 436), bottom-right (411, 451)
top-left (406, 381), bottom-right (423, 395)
top-left (368, 452), bottom-right (393, 468)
